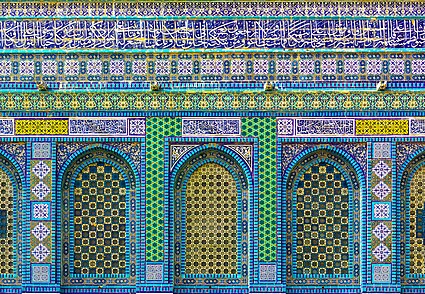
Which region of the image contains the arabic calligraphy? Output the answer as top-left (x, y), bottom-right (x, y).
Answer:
top-left (1, 19), bottom-right (424, 49)
top-left (182, 118), bottom-right (241, 136)
top-left (296, 119), bottom-right (355, 136)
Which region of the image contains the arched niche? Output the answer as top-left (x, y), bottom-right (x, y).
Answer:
top-left (59, 147), bottom-right (138, 288)
top-left (0, 152), bottom-right (23, 287)
top-left (400, 151), bottom-right (425, 286)
top-left (172, 147), bottom-right (251, 291)
top-left (284, 149), bottom-right (362, 288)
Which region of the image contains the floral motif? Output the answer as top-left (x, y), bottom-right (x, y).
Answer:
top-left (372, 181), bottom-right (391, 200)
top-left (373, 223), bottom-right (391, 241)
top-left (32, 243), bottom-right (50, 262)
top-left (32, 161), bottom-right (50, 180)
top-left (372, 243), bottom-right (391, 262)
top-left (32, 182), bottom-right (50, 200)
top-left (32, 223), bottom-right (50, 241)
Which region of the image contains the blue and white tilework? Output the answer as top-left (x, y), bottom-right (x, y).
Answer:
top-left (182, 118), bottom-right (241, 137)
top-left (31, 264), bottom-right (51, 284)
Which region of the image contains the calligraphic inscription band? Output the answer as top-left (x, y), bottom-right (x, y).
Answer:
top-left (1, 19), bottom-right (425, 50)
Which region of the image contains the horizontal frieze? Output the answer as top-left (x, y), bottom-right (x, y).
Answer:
top-left (0, 92), bottom-right (423, 112)
top-left (3, 116), bottom-right (425, 136)
top-left (0, 19), bottom-right (424, 50)
top-left (1, 1), bottom-right (424, 18)
top-left (0, 52), bottom-right (423, 84)
top-left (0, 117), bottom-right (145, 136)
top-left (277, 117), bottom-right (425, 136)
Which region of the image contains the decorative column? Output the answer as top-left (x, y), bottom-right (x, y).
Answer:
top-left (366, 142), bottom-right (398, 293)
top-left (25, 141), bottom-right (57, 293)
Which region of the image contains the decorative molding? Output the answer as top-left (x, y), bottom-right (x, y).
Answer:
top-left (278, 117), bottom-right (425, 137)
top-left (1, 92), bottom-right (425, 112)
top-left (0, 117), bottom-right (146, 136)
top-left (1, 2), bottom-right (423, 18)
top-left (0, 53), bottom-right (422, 83)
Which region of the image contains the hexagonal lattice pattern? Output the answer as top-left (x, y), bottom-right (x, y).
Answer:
top-left (185, 163), bottom-right (238, 275)
top-left (146, 117), bottom-right (180, 261)
top-left (242, 117), bottom-right (276, 261)
top-left (73, 162), bottom-right (127, 275)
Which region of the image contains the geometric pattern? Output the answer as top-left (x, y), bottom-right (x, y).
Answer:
top-left (15, 119), bottom-right (68, 135)
top-left (4, 92), bottom-right (425, 113)
top-left (31, 202), bottom-right (50, 220)
top-left (32, 243), bottom-right (50, 262)
top-left (32, 142), bottom-right (51, 159)
top-left (31, 223), bottom-right (50, 241)
top-left (370, 156), bottom-right (393, 272)
top-left (32, 161), bottom-right (50, 180)
top-left (184, 163), bottom-right (238, 275)
top-left (0, 168), bottom-right (13, 275)
top-left (31, 264), bottom-right (50, 283)
top-left (373, 143), bottom-right (391, 159)
top-left (277, 118), bottom-right (294, 136)
top-left (372, 243), bottom-right (391, 262)
top-left (242, 118), bottom-right (276, 261)
top-left (5, 2), bottom-right (425, 17)
top-left (259, 264), bottom-right (277, 282)
top-left (372, 181), bottom-right (391, 200)
top-left (285, 148), bottom-right (362, 287)
top-left (31, 181), bottom-right (50, 200)
top-left (372, 203), bottom-right (391, 220)
top-left (407, 165), bottom-right (425, 274)
top-left (72, 162), bottom-right (127, 275)
top-left (294, 162), bottom-right (350, 275)
top-left (146, 263), bottom-right (163, 282)
top-left (145, 117), bottom-right (181, 261)
top-left (173, 148), bottom-right (250, 287)
top-left (356, 119), bottom-right (409, 135)
top-left (373, 223), bottom-right (391, 241)
top-left (372, 161), bottom-right (391, 179)
top-left (372, 264), bottom-right (391, 283)
top-left (60, 147), bottom-right (139, 287)
top-left (128, 118), bottom-right (146, 136)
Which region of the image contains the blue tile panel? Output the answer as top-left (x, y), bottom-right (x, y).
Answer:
top-left (0, 19), bottom-right (424, 50)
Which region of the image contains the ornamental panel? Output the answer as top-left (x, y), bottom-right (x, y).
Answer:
top-left (173, 149), bottom-right (249, 288)
top-left (294, 162), bottom-right (350, 276)
top-left (0, 167), bottom-right (14, 275)
top-left (407, 165), bottom-right (425, 275)
top-left (285, 149), bottom-right (361, 287)
top-left (72, 162), bottom-right (127, 275)
top-left (60, 148), bottom-right (138, 287)
top-left (184, 163), bottom-right (238, 275)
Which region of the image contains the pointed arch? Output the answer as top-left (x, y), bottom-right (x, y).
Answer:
top-left (283, 148), bottom-right (362, 288)
top-left (399, 150), bottom-right (425, 285)
top-left (169, 145), bottom-right (253, 291)
top-left (0, 150), bottom-right (24, 286)
top-left (58, 146), bottom-right (139, 289)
